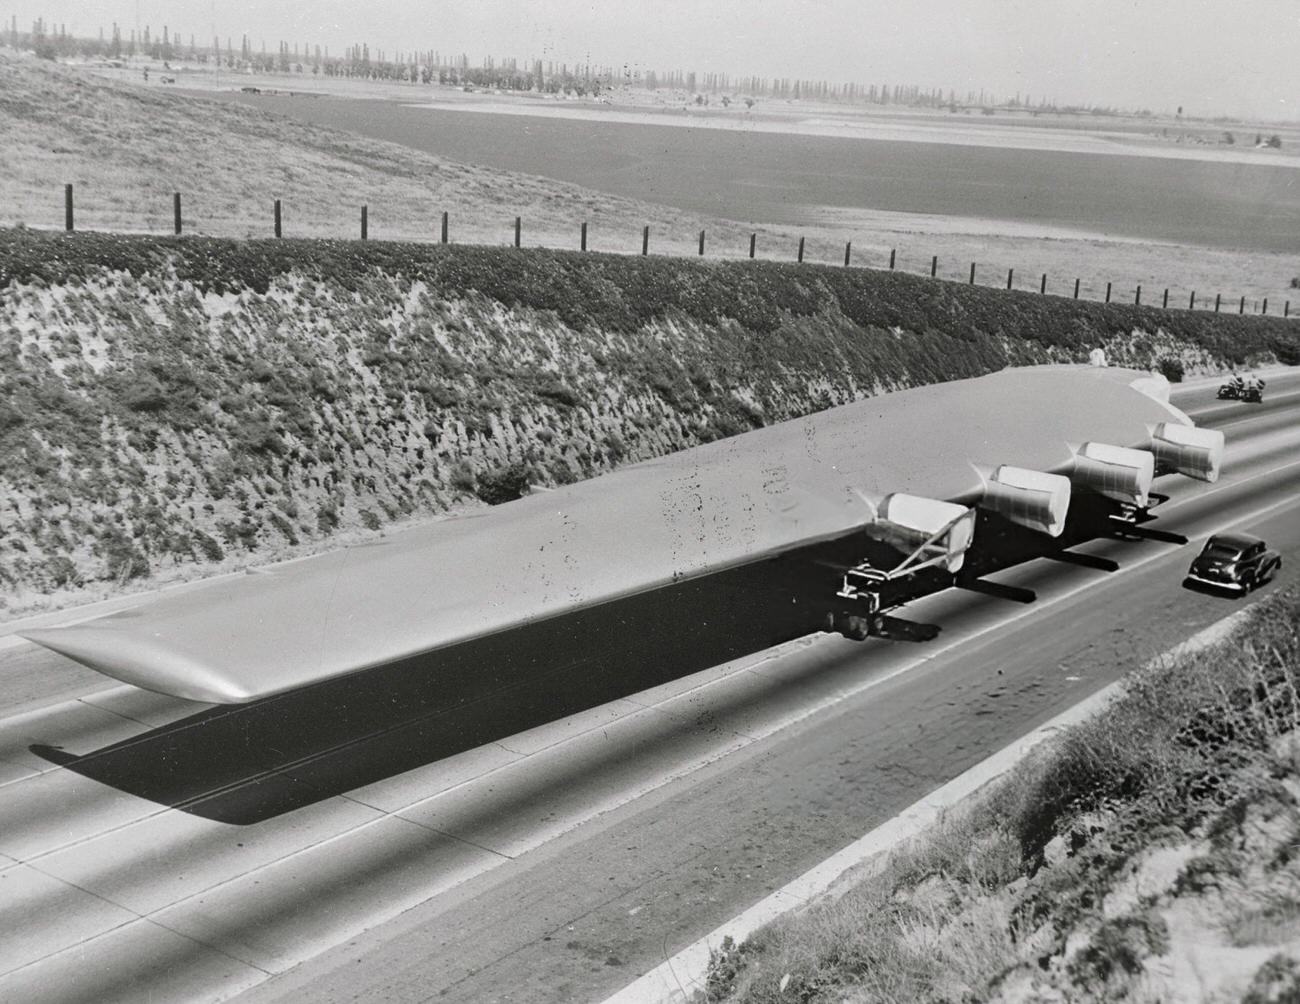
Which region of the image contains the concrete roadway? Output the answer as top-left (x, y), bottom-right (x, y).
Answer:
top-left (0, 373), bottom-right (1296, 1003)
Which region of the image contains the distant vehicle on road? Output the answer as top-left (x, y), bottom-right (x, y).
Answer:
top-left (1217, 374), bottom-right (1265, 403)
top-left (1185, 533), bottom-right (1281, 593)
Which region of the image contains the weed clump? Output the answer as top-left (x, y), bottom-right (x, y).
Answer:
top-left (101, 533), bottom-right (148, 582)
top-left (1243, 954), bottom-right (1300, 1003)
top-left (475, 462), bottom-right (531, 505)
top-left (1067, 909), bottom-right (1170, 984)
top-left (1156, 356), bottom-right (1185, 382)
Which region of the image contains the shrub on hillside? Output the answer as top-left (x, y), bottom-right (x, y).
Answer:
top-left (268, 512), bottom-right (299, 544)
top-left (192, 531), bottom-right (224, 563)
top-left (475, 461), bottom-right (531, 505)
top-left (121, 372), bottom-right (169, 412)
top-left (1156, 357), bottom-right (1185, 383)
top-left (1067, 910), bottom-right (1170, 985)
top-left (447, 461), bottom-right (477, 496)
top-left (235, 418), bottom-right (288, 456)
top-left (41, 555), bottom-right (81, 590)
top-left (102, 534), bottom-right (149, 582)
top-left (1244, 955), bottom-right (1300, 1004)
top-left (1273, 333), bottom-right (1300, 366)
top-left (315, 500), bottom-right (340, 533)
top-left (536, 379), bottom-right (582, 409)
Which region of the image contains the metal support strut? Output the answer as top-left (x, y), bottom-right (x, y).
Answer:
top-left (836, 511), bottom-right (971, 611)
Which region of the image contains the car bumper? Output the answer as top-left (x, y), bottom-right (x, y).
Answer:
top-left (1186, 572), bottom-right (1245, 591)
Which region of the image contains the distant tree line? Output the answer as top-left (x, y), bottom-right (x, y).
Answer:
top-left (0, 16), bottom-right (1209, 118)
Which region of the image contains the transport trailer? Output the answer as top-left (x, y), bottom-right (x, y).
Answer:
top-left (822, 428), bottom-right (1208, 638)
top-left (828, 494), bottom-right (974, 638)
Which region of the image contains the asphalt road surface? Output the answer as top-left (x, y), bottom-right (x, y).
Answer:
top-left (0, 372), bottom-right (1296, 1003)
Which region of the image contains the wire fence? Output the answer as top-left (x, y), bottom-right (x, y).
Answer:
top-left (47, 183), bottom-right (1296, 320)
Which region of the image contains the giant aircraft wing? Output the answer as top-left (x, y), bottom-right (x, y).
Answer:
top-left (22, 366), bottom-right (1221, 703)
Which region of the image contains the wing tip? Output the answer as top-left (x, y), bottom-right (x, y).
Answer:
top-left (19, 625), bottom-right (254, 705)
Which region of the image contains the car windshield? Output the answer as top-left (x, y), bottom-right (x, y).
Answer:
top-left (1204, 543), bottom-right (1243, 559)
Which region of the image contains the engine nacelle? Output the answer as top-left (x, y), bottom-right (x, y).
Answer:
top-left (1072, 442), bottom-right (1155, 507)
top-left (981, 465), bottom-right (1072, 537)
top-left (873, 493), bottom-right (977, 572)
top-left (1151, 423), bottom-right (1224, 483)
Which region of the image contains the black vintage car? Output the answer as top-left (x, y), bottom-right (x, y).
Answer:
top-left (1185, 533), bottom-right (1282, 593)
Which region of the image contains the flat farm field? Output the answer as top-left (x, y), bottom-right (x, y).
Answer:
top-left (10, 53), bottom-right (1300, 307)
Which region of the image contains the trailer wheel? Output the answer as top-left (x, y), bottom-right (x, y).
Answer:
top-left (839, 614), bottom-right (873, 641)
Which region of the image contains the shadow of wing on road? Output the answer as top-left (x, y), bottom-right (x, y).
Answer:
top-left (869, 614), bottom-right (942, 643)
top-left (31, 539), bottom-right (861, 826)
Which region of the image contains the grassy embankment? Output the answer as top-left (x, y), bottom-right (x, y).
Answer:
top-left (707, 586), bottom-right (1300, 1002)
top-left (2, 227), bottom-right (1298, 616)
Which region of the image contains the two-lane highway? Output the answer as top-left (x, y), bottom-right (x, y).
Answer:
top-left (0, 370), bottom-right (1296, 1003)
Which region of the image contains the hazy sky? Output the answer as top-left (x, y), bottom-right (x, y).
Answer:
top-left (11, 0), bottom-right (1298, 119)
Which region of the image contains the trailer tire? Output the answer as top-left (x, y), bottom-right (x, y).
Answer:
top-left (839, 614), bottom-right (873, 641)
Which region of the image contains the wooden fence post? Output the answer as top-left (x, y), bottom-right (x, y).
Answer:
top-left (1135, 285), bottom-right (1141, 305)
top-left (1163, 289), bottom-right (1169, 309)
top-left (274, 199), bottom-right (282, 238)
top-left (361, 205), bottom-right (368, 240)
top-left (1286, 301), bottom-right (1291, 317)
top-left (1040, 273), bottom-right (1046, 294)
top-left (1215, 294), bottom-right (1221, 312)
top-left (1105, 282), bottom-right (1112, 303)
top-left (580, 221), bottom-right (587, 252)
top-left (1006, 268), bottom-right (1013, 290)
top-left (1073, 278), bottom-right (1080, 299)
top-left (441, 211), bottom-right (448, 244)
top-left (1239, 296), bottom-right (1245, 314)
top-left (889, 248), bottom-right (895, 270)
top-left (844, 242), bottom-right (851, 267)
top-left (65, 183), bottom-right (74, 231)
top-left (642, 225), bottom-right (649, 256)
top-left (749, 233), bottom-right (756, 258)
top-left (173, 192), bottom-right (182, 235)
top-left (797, 237), bottom-right (805, 263)
top-left (514, 216), bottom-right (521, 248)
top-left (698, 230), bottom-right (705, 256)
top-left (931, 255), bottom-right (937, 277)
top-left (1262, 298), bottom-right (1268, 315)
top-left (1190, 291), bottom-right (1196, 310)
top-left (969, 262), bottom-right (976, 285)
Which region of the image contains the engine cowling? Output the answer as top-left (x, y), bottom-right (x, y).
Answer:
top-left (981, 465), bottom-right (1072, 537)
top-left (1071, 442), bottom-right (1155, 507)
top-left (1151, 423), bottom-right (1224, 483)
top-left (873, 493), bottom-right (977, 572)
